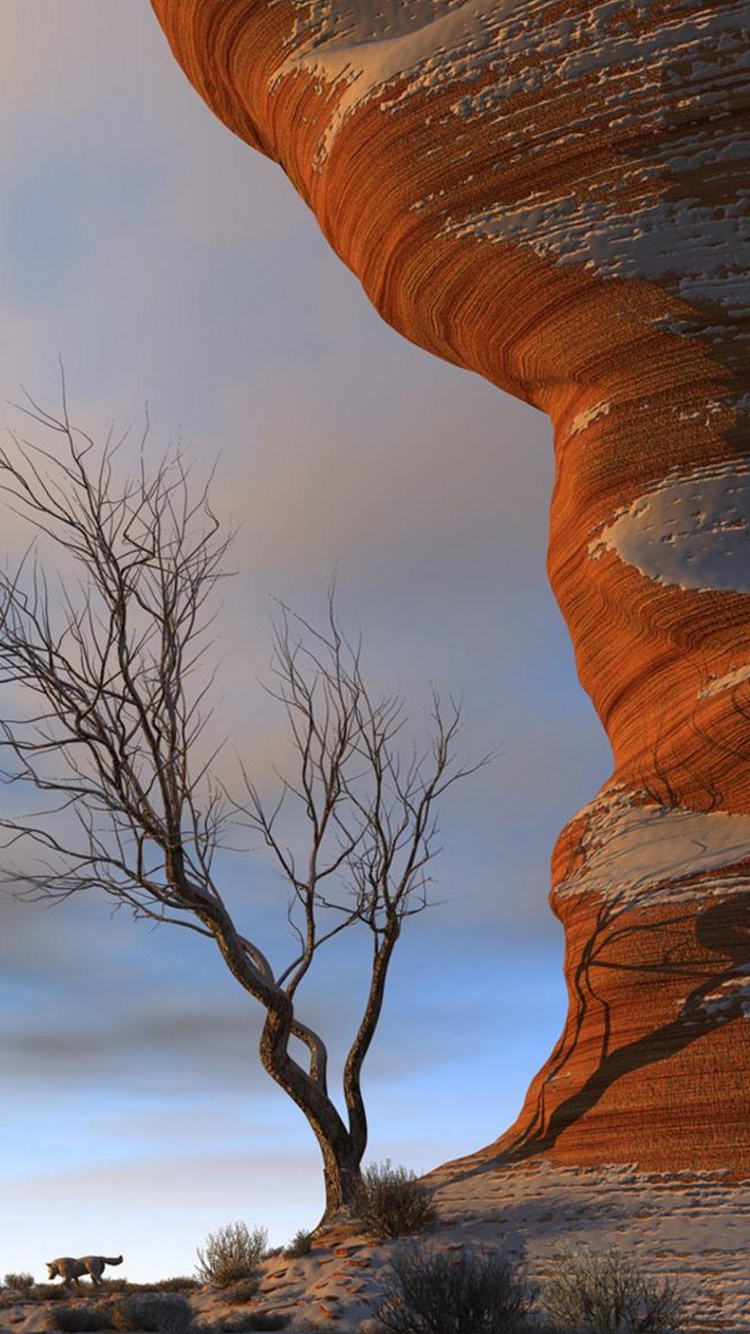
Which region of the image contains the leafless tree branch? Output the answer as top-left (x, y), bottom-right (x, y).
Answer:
top-left (0, 393), bottom-right (490, 1223)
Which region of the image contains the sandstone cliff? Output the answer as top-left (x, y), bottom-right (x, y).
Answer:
top-left (151, 0), bottom-right (750, 1174)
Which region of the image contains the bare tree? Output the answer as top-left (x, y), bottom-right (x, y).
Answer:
top-left (0, 389), bottom-right (485, 1224)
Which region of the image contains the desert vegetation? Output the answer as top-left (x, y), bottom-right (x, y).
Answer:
top-left (372, 1238), bottom-right (686, 1334)
top-left (282, 1232), bottom-right (313, 1260)
top-left (0, 1229), bottom-right (693, 1334)
top-left (195, 1224), bottom-right (268, 1290)
top-left (48, 1293), bottom-right (288, 1334)
top-left (374, 1244), bottom-right (531, 1334)
top-left (2, 1274), bottom-right (35, 1297)
top-left (355, 1161), bottom-right (438, 1240)
top-left (540, 1244), bottom-right (685, 1334)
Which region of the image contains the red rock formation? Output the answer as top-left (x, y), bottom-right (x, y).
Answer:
top-left (151, 0), bottom-right (750, 1174)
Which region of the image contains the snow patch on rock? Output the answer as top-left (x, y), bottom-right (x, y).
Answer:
top-left (567, 400), bottom-right (612, 438)
top-left (681, 971), bottom-right (750, 1023)
top-left (274, 0), bottom-right (502, 159)
top-left (556, 788), bottom-right (750, 908)
top-left (588, 463), bottom-right (750, 593)
top-left (700, 663), bottom-right (750, 698)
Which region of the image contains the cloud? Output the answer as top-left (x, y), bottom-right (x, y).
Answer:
top-left (0, 997), bottom-right (262, 1085)
top-left (5, 1146), bottom-right (318, 1209)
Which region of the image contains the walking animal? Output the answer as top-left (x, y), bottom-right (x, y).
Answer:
top-left (46, 1256), bottom-right (123, 1287)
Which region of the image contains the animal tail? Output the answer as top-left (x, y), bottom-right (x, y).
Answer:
top-left (104, 1257), bottom-right (123, 1267)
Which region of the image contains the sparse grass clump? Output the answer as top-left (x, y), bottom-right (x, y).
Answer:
top-left (52, 1304), bottom-right (114, 1332)
top-left (356, 1161), bottom-right (437, 1240)
top-left (3, 1272), bottom-right (35, 1296)
top-left (541, 1245), bottom-right (685, 1334)
top-left (283, 1230), bottom-right (313, 1259)
top-left (109, 1292), bottom-right (193, 1334)
top-left (147, 1278), bottom-right (201, 1293)
top-left (375, 1244), bottom-right (531, 1334)
top-left (28, 1284), bottom-right (68, 1302)
top-left (196, 1223), bottom-right (268, 1289)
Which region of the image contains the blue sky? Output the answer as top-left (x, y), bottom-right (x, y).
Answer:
top-left (0, 1), bottom-right (610, 1283)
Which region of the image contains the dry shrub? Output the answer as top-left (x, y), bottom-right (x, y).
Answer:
top-left (148, 1279), bottom-right (201, 1293)
top-left (196, 1224), bottom-right (268, 1288)
top-left (356, 1162), bottom-right (437, 1240)
top-left (3, 1273), bottom-right (35, 1296)
top-left (376, 1244), bottom-right (531, 1334)
top-left (28, 1284), bottom-right (68, 1302)
top-left (283, 1230), bottom-right (313, 1259)
top-left (541, 1245), bottom-right (685, 1334)
top-left (223, 1278), bottom-right (261, 1305)
top-left (51, 1304), bottom-right (114, 1332)
top-left (109, 1292), bottom-right (193, 1333)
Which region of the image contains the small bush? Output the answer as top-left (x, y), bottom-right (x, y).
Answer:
top-left (283, 1230), bottom-right (313, 1259)
top-left (223, 1277), bottom-right (260, 1305)
top-left (541, 1245), bottom-right (684, 1334)
top-left (52, 1305), bottom-right (114, 1332)
top-left (28, 1284), bottom-right (67, 1302)
top-left (196, 1223), bottom-right (268, 1288)
top-left (219, 1314), bottom-right (289, 1332)
top-left (4, 1273), bottom-right (35, 1296)
top-left (150, 1278), bottom-right (201, 1293)
top-left (356, 1161), bottom-right (437, 1240)
top-left (120, 1280), bottom-right (198, 1295)
top-left (376, 1244), bottom-right (531, 1334)
top-left (110, 1292), bottom-right (193, 1334)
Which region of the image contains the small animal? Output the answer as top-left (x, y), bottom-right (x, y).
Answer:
top-left (46, 1256), bottom-right (123, 1288)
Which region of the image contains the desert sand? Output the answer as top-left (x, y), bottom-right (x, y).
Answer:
top-left (2, 1159), bottom-right (749, 1333)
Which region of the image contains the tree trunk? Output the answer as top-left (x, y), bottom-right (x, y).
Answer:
top-left (202, 879), bottom-right (369, 1220)
top-left (318, 1136), bottom-right (364, 1226)
top-left (259, 1005), bottom-right (364, 1224)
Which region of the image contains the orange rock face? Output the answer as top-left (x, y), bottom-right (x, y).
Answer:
top-left (151, 0), bottom-right (750, 1173)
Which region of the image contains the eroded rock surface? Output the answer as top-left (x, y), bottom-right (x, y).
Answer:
top-left (151, 0), bottom-right (750, 1173)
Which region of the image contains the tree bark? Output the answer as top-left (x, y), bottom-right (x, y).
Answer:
top-left (259, 1006), bottom-right (364, 1222)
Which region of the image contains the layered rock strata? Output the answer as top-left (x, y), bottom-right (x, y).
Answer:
top-left (151, 0), bottom-right (750, 1173)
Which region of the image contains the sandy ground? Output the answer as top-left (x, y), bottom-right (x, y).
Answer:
top-left (2, 1159), bottom-right (748, 1333)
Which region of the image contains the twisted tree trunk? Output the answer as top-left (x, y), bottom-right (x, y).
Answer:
top-left (152, 0), bottom-right (750, 1173)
